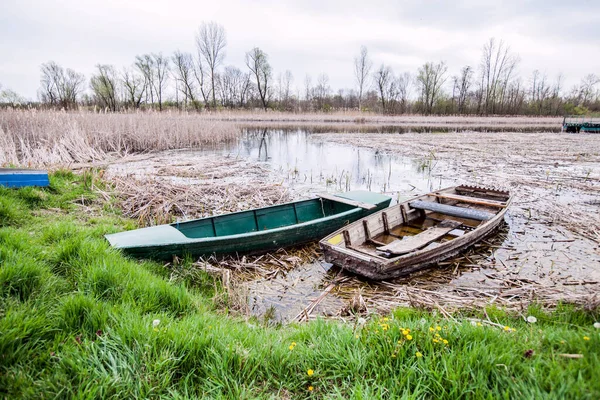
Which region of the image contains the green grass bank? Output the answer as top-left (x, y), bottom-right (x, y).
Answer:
top-left (0, 171), bottom-right (599, 399)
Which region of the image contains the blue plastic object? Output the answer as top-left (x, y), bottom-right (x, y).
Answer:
top-left (0, 168), bottom-right (50, 188)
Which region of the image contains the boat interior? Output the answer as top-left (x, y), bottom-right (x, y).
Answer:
top-left (328, 186), bottom-right (510, 259)
top-left (173, 197), bottom-right (357, 239)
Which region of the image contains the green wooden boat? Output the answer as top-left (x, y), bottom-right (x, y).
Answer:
top-left (105, 191), bottom-right (391, 260)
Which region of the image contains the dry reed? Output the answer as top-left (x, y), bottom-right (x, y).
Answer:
top-left (201, 110), bottom-right (563, 127)
top-left (0, 109), bottom-right (239, 166)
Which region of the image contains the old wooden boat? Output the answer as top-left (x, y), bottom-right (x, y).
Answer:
top-left (105, 190), bottom-right (391, 260)
top-left (0, 168), bottom-right (50, 188)
top-left (319, 185), bottom-right (512, 280)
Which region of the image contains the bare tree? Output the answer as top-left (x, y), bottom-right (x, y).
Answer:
top-left (550, 73), bottom-right (563, 115)
top-left (196, 21), bottom-right (227, 109)
top-left (172, 51), bottom-right (198, 109)
top-left (39, 61), bottom-right (85, 109)
top-left (314, 73), bottom-right (331, 110)
top-left (0, 85), bottom-right (26, 105)
top-left (281, 70), bottom-right (293, 109)
top-left (90, 64), bottom-right (120, 111)
top-left (135, 54), bottom-right (155, 105)
top-left (245, 47), bottom-right (272, 110)
top-left (396, 72), bottom-right (412, 113)
top-left (354, 46), bottom-right (372, 111)
top-left (373, 64), bottom-right (393, 113)
top-left (218, 66), bottom-right (250, 107)
top-left (192, 58), bottom-right (210, 106)
top-left (151, 53), bottom-right (169, 111)
top-left (416, 61), bottom-right (448, 114)
top-left (479, 38), bottom-right (520, 114)
top-left (304, 74), bottom-right (312, 103)
top-left (529, 69), bottom-right (551, 114)
top-left (453, 66), bottom-right (473, 114)
top-left (578, 74), bottom-right (600, 105)
top-left (121, 66), bottom-right (145, 109)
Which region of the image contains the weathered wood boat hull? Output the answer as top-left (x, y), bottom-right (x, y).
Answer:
top-left (106, 191), bottom-right (391, 260)
top-left (0, 168), bottom-right (50, 188)
top-left (320, 186), bottom-right (512, 280)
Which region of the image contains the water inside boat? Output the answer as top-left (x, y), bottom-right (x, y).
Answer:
top-left (374, 213), bottom-right (480, 245)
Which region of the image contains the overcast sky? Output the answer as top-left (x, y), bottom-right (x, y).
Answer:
top-left (1, 0), bottom-right (599, 100)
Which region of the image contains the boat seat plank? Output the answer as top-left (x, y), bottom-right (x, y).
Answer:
top-left (376, 220), bottom-right (462, 255)
top-left (409, 200), bottom-right (495, 221)
top-left (434, 192), bottom-right (507, 208)
top-left (317, 193), bottom-right (376, 210)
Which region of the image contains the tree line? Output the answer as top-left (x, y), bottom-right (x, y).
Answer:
top-left (2, 21), bottom-right (599, 115)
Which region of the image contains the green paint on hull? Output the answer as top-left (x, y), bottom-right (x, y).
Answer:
top-left (106, 191), bottom-right (391, 260)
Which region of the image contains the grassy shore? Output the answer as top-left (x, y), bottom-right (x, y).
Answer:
top-left (1, 172), bottom-right (599, 399)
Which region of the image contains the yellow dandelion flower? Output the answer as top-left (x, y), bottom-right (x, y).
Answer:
top-left (289, 345), bottom-right (294, 351)
top-left (355, 334), bottom-right (359, 339)
top-left (503, 326), bottom-right (511, 331)
top-left (583, 336), bottom-right (590, 341)
top-left (429, 327), bottom-right (435, 332)
top-left (402, 330), bottom-right (409, 336)
top-left (383, 317), bottom-right (389, 322)
top-left (476, 322), bottom-right (482, 326)
top-left (416, 351), bottom-right (423, 358)
top-left (406, 328), bottom-right (411, 332)
top-left (436, 326), bottom-right (441, 331)
top-left (433, 339), bottom-right (439, 343)
top-left (292, 342), bottom-right (297, 346)
top-left (307, 369), bottom-right (314, 376)
top-left (443, 339), bottom-right (449, 345)
top-left (308, 386), bottom-right (314, 391)
top-left (406, 334), bottom-right (413, 340)
top-left (435, 333), bottom-right (441, 338)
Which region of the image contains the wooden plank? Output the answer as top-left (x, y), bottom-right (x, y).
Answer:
top-left (409, 200), bottom-right (495, 221)
top-left (434, 192), bottom-right (507, 208)
top-left (348, 244), bottom-right (389, 259)
top-left (362, 220), bottom-right (372, 239)
top-left (342, 230), bottom-right (351, 246)
top-left (376, 220), bottom-right (462, 255)
top-left (382, 212), bottom-right (390, 233)
top-left (317, 193), bottom-right (376, 210)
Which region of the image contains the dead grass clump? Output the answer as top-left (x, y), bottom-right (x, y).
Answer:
top-left (104, 174), bottom-right (292, 227)
top-left (0, 109), bottom-right (239, 166)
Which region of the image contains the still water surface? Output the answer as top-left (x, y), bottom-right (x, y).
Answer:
top-left (220, 128), bottom-right (452, 198)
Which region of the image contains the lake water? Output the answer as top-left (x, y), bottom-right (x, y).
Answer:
top-left (220, 128), bottom-right (453, 199)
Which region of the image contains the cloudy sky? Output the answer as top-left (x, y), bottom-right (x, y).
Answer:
top-left (1, 0), bottom-right (599, 100)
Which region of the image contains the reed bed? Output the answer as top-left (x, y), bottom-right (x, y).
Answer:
top-left (107, 175), bottom-right (290, 226)
top-left (0, 109), bottom-right (239, 166)
top-left (101, 153), bottom-right (292, 226)
top-left (207, 110), bottom-right (562, 127)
